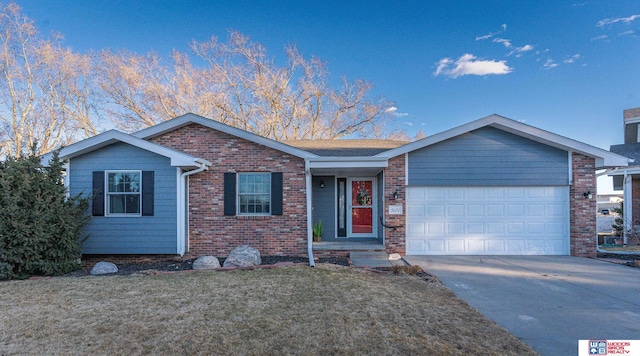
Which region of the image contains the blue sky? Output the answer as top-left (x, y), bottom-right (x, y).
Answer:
top-left (15, 0), bottom-right (640, 192)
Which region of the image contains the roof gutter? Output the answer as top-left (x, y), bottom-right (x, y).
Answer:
top-left (305, 159), bottom-right (315, 267)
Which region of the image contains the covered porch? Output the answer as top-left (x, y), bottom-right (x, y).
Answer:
top-left (309, 168), bottom-right (386, 247)
top-left (608, 168), bottom-right (640, 244)
top-left (286, 139), bottom-right (407, 254)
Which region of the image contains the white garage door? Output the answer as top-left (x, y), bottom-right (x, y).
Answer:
top-left (406, 186), bottom-right (569, 255)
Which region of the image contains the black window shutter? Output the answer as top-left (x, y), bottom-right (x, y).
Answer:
top-left (224, 172), bottom-right (236, 216)
top-left (271, 172), bottom-right (283, 215)
top-left (92, 171), bottom-right (105, 216)
top-left (142, 171), bottom-right (154, 216)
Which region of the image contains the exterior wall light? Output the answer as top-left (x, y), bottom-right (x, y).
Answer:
top-left (319, 180), bottom-right (325, 189)
top-left (583, 191), bottom-right (592, 199)
top-left (393, 190), bottom-right (399, 200)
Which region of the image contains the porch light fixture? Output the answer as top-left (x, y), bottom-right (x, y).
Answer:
top-left (319, 180), bottom-right (325, 188)
top-left (393, 190), bottom-right (399, 200)
top-left (583, 191), bottom-right (592, 199)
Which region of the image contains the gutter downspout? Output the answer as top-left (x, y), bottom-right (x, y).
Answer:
top-left (305, 159), bottom-right (315, 267)
top-left (178, 159), bottom-right (209, 256)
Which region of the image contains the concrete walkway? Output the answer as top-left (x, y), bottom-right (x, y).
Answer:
top-left (349, 252), bottom-right (405, 267)
top-left (405, 256), bottom-right (640, 356)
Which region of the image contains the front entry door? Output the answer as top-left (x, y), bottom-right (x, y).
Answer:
top-left (347, 178), bottom-right (376, 237)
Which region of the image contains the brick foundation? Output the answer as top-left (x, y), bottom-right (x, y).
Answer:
top-left (570, 153), bottom-right (597, 257)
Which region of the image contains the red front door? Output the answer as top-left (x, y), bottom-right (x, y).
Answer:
top-left (349, 179), bottom-right (374, 236)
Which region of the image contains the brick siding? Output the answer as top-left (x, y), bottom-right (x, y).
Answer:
top-left (570, 153), bottom-right (597, 257)
top-left (150, 123), bottom-right (308, 257)
top-left (633, 179), bottom-right (640, 225)
top-left (383, 155), bottom-right (406, 255)
top-left (623, 107), bottom-right (640, 119)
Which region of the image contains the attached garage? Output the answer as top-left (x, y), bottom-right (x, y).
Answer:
top-left (402, 124), bottom-right (573, 256)
top-left (406, 186), bottom-right (569, 255)
top-left (376, 115), bottom-right (629, 258)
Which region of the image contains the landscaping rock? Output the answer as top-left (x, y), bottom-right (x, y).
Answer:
top-left (388, 253), bottom-right (402, 261)
top-left (634, 260), bottom-right (640, 268)
top-left (223, 245), bottom-right (261, 268)
top-left (90, 262), bottom-right (118, 275)
top-left (193, 256), bottom-right (221, 270)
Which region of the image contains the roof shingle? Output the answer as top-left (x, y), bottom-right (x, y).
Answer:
top-left (282, 139), bottom-right (406, 156)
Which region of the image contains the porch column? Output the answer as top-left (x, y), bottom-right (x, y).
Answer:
top-left (624, 173), bottom-right (632, 244)
top-left (305, 161), bottom-right (315, 266)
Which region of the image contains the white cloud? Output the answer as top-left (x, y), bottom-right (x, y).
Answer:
top-left (508, 44), bottom-right (534, 57)
top-left (434, 53), bottom-right (512, 78)
top-left (591, 34), bottom-right (608, 41)
top-left (476, 24), bottom-right (507, 41)
top-left (619, 30), bottom-right (635, 36)
top-left (543, 58), bottom-right (558, 69)
top-left (476, 33), bottom-right (495, 41)
top-left (493, 37), bottom-right (512, 48)
top-left (563, 54), bottom-right (581, 64)
top-left (518, 44), bottom-right (534, 52)
top-left (403, 121), bottom-right (413, 126)
top-left (385, 106), bottom-right (409, 117)
top-left (435, 58), bottom-right (453, 76)
top-left (597, 14), bottom-right (640, 27)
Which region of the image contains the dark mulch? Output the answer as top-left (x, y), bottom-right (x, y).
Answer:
top-left (597, 251), bottom-right (640, 261)
top-left (374, 265), bottom-right (441, 284)
top-left (64, 256), bottom-right (350, 277)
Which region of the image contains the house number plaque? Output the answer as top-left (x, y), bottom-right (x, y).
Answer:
top-left (388, 205), bottom-right (403, 215)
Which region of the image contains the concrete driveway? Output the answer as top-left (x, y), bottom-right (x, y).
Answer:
top-left (404, 256), bottom-right (640, 356)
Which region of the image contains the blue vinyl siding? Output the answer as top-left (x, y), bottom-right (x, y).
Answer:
top-left (69, 143), bottom-right (178, 254)
top-left (408, 127), bottom-right (568, 186)
top-left (312, 176), bottom-right (335, 240)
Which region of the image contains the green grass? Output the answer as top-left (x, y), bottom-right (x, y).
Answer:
top-left (0, 265), bottom-right (536, 355)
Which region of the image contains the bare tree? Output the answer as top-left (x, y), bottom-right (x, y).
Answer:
top-left (96, 30), bottom-right (396, 140)
top-left (0, 3), bottom-right (97, 157)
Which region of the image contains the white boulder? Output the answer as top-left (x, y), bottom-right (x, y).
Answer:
top-left (90, 262), bottom-right (118, 275)
top-left (223, 245), bottom-right (262, 268)
top-left (193, 256), bottom-right (221, 270)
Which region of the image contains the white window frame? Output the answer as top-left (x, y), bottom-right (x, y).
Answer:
top-left (237, 172), bottom-right (271, 216)
top-left (105, 170), bottom-right (142, 217)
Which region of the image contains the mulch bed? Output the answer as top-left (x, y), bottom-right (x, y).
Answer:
top-left (597, 251), bottom-right (640, 260)
top-left (62, 256), bottom-right (442, 283)
top-left (63, 256), bottom-right (350, 277)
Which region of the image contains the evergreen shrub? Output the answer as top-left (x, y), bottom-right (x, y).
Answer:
top-left (0, 151), bottom-right (90, 279)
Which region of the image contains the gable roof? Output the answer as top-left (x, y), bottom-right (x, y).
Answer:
top-left (610, 143), bottom-right (640, 166)
top-left (378, 114), bottom-right (630, 168)
top-left (132, 113), bottom-right (318, 159)
top-left (283, 139), bottom-right (406, 156)
top-left (41, 130), bottom-right (211, 169)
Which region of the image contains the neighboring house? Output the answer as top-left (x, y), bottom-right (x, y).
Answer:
top-left (596, 194), bottom-right (623, 213)
top-left (41, 113), bottom-right (628, 262)
top-left (608, 107), bottom-right (640, 243)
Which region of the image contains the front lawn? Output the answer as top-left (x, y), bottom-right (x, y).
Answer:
top-left (0, 265), bottom-right (535, 355)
